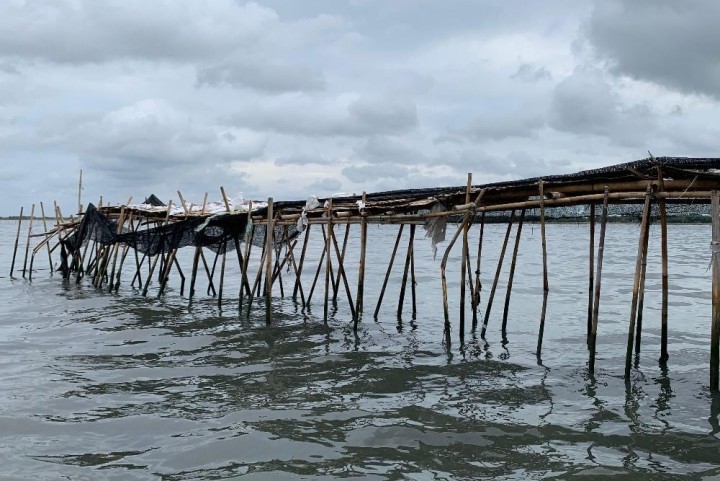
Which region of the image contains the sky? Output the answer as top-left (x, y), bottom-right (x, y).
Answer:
top-left (1, 0), bottom-right (719, 216)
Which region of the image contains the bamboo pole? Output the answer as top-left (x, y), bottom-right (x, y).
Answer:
top-left (356, 192), bottom-right (368, 324)
top-left (199, 249), bottom-right (217, 296)
top-left (398, 223), bottom-right (416, 320)
top-left (537, 180), bottom-right (549, 359)
top-left (589, 187), bottom-right (610, 374)
top-left (157, 247), bottom-right (179, 297)
top-left (294, 223), bottom-right (311, 304)
top-left (239, 202), bottom-right (254, 308)
top-left (588, 202), bottom-right (595, 344)
top-left (177, 191), bottom-right (189, 215)
top-left (173, 255), bottom-right (186, 296)
top-left (189, 246), bottom-right (201, 303)
top-left (502, 208), bottom-right (525, 338)
top-left (460, 173), bottom-right (471, 339)
top-left (266, 198), bottom-right (274, 325)
top-left (441, 189), bottom-right (487, 334)
top-left (106, 207), bottom-right (127, 290)
top-left (625, 186), bottom-right (653, 380)
top-left (480, 210), bottom-right (515, 339)
top-left (307, 227), bottom-right (327, 305)
top-left (634, 203), bottom-right (652, 355)
top-left (218, 240), bottom-right (227, 307)
top-left (40, 202), bottom-right (53, 272)
top-left (78, 169), bottom-right (82, 214)
top-left (658, 168), bottom-right (669, 363)
top-left (323, 198), bottom-right (333, 324)
top-left (332, 224), bottom-right (350, 302)
top-left (220, 187), bottom-right (232, 213)
top-left (282, 226), bottom-right (306, 307)
top-left (330, 224), bottom-right (356, 320)
top-left (9, 206), bottom-right (23, 277)
top-left (142, 201), bottom-right (172, 296)
top-left (374, 224), bottom-right (405, 319)
top-left (410, 224), bottom-right (417, 320)
top-left (21, 204), bottom-right (36, 278)
top-left (711, 190), bottom-right (720, 391)
top-left (472, 212), bottom-right (485, 330)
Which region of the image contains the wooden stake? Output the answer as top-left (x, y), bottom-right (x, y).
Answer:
top-left (177, 191), bottom-right (189, 215)
top-left (480, 210), bottom-right (515, 339)
top-left (588, 202), bottom-right (595, 344)
top-left (78, 169), bottom-right (83, 214)
top-left (502, 208), bottom-right (525, 338)
top-left (307, 227), bottom-right (327, 305)
top-left (374, 224), bottom-right (405, 319)
top-left (590, 187), bottom-right (610, 374)
top-left (459, 173), bottom-right (471, 339)
top-left (40, 202), bottom-right (53, 272)
top-left (282, 226), bottom-right (306, 307)
top-left (330, 224), bottom-right (356, 319)
top-left (9, 206), bottom-right (23, 277)
top-left (324, 199), bottom-right (333, 324)
top-left (356, 192), bottom-right (368, 324)
top-left (398, 223), bottom-right (416, 320)
top-left (625, 186), bottom-right (653, 380)
top-left (220, 187), bottom-right (232, 213)
top-left (537, 180), bottom-right (549, 359)
top-left (634, 203), bottom-right (652, 355)
top-left (294, 223), bottom-right (311, 304)
top-left (218, 240), bottom-right (227, 306)
top-left (189, 246), bottom-right (201, 303)
top-left (332, 224), bottom-right (350, 302)
top-left (711, 190), bottom-right (720, 391)
top-left (410, 224), bottom-right (417, 320)
top-left (441, 189), bottom-right (487, 334)
top-left (658, 167), bottom-right (670, 363)
top-left (266, 198), bottom-right (274, 324)
top-left (472, 212), bottom-right (485, 330)
top-left (21, 204), bottom-right (35, 278)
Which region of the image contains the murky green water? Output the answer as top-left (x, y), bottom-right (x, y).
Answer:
top-left (1, 220), bottom-right (719, 480)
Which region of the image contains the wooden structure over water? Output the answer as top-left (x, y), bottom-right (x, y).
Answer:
top-left (8, 155), bottom-right (720, 391)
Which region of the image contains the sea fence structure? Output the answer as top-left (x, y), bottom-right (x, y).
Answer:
top-left (8, 156), bottom-right (720, 390)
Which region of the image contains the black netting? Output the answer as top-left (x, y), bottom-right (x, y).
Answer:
top-left (60, 204), bottom-right (291, 256)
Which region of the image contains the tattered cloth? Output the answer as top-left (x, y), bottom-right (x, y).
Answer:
top-left (61, 204), bottom-right (257, 256)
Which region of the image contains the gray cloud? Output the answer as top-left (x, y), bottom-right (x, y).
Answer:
top-left (230, 95), bottom-right (418, 137)
top-left (275, 153), bottom-right (333, 166)
top-left (512, 63), bottom-right (552, 82)
top-left (354, 136), bottom-right (427, 165)
top-left (462, 114), bottom-right (545, 141)
top-left (342, 163), bottom-right (413, 183)
top-left (586, 0), bottom-right (720, 98)
top-left (0, 1), bottom-right (279, 64)
top-left (306, 177), bottom-right (343, 194)
top-left (548, 69), bottom-right (656, 146)
top-left (197, 57), bottom-right (325, 93)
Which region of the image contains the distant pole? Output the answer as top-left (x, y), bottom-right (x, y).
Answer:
top-left (21, 204), bottom-right (36, 278)
top-left (78, 169), bottom-right (83, 214)
top-left (9, 206), bottom-right (24, 278)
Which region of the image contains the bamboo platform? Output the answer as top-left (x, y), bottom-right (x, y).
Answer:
top-left (8, 155), bottom-right (720, 390)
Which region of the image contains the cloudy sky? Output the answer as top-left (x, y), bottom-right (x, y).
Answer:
top-left (1, 0), bottom-right (719, 215)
